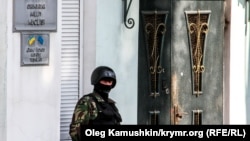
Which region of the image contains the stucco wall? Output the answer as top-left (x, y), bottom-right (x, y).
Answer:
top-left (230, 0), bottom-right (247, 124)
top-left (6, 0), bottom-right (61, 140)
top-left (96, 0), bottom-right (139, 124)
top-left (0, 0), bottom-right (7, 140)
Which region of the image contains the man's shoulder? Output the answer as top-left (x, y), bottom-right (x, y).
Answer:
top-left (89, 92), bottom-right (106, 102)
top-left (77, 93), bottom-right (95, 104)
top-left (80, 93), bottom-right (104, 102)
top-left (80, 92), bottom-right (116, 103)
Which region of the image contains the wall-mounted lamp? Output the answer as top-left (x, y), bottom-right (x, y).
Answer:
top-left (123, 0), bottom-right (135, 29)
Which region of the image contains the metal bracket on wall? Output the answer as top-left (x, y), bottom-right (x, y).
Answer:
top-left (123, 0), bottom-right (135, 29)
top-left (246, 0), bottom-right (250, 21)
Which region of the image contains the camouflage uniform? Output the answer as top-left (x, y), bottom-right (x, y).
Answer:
top-left (69, 66), bottom-right (122, 141)
top-left (69, 92), bottom-right (121, 141)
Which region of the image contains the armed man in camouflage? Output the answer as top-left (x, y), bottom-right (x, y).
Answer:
top-left (69, 66), bottom-right (122, 141)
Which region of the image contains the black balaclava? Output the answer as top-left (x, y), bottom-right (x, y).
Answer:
top-left (94, 81), bottom-right (113, 101)
top-left (91, 66), bottom-right (116, 101)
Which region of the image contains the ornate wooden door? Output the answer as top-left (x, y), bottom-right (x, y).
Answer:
top-left (138, 0), bottom-right (224, 125)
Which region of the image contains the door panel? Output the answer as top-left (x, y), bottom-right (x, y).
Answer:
top-left (138, 0), bottom-right (172, 125)
top-left (138, 0), bottom-right (224, 125)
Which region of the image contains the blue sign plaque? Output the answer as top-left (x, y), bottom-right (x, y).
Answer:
top-left (21, 33), bottom-right (50, 66)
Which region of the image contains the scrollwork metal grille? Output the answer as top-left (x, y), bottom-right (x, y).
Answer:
top-left (141, 11), bottom-right (168, 98)
top-left (185, 10), bottom-right (211, 97)
top-left (192, 109), bottom-right (202, 125)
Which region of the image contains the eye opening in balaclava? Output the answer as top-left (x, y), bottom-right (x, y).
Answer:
top-left (94, 78), bottom-right (114, 101)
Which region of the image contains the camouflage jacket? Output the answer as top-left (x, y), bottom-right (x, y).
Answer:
top-left (69, 92), bottom-right (119, 141)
